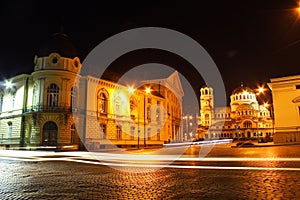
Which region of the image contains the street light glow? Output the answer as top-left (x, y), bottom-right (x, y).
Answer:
top-left (263, 102), bottom-right (269, 108)
top-left (4, 80), bottom-right (13, 89)
top-left (258, 87), bottom-right (264, 94)
top-left (145, 87), bottom-right (151, 94)
top-left (128, 86), bottom-right (135, 94)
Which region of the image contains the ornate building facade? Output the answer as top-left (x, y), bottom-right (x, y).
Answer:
top-left (197, 84), bottom-right (274, 141)
top-left (0, 33), bottom-right (183, 149)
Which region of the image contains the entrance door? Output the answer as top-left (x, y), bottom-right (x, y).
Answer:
top-left (42, 121), bottom-right (58, 146)
top-left (247, 132), bottom-right (251, 138)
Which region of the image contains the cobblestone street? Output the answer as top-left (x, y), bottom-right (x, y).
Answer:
top-left (1, 159), bottom-right (300, 199)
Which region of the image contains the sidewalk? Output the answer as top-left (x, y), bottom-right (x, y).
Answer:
top-left (231, 141), bottom-right (300, 148)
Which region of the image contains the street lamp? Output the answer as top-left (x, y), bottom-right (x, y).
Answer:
top-left (183, 114), bottom-right (193, 141)
top-left (256, 86), bottom-right (265, 142)
top-left (128, 86), bottom-right (139, 149)
top-left (263, 102), bottom-right (275, 139)
top-left (144, 87), bottom-right (151, 147)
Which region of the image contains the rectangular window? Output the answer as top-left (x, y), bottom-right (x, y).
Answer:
top-left (147, 128), bottom-right (151, 140)
top-left (8, 122), bottom-right (12, 138)
top-left (130, 127), bottom-right (135, 140)
top-left (296, 85), bottom-right (300, 89)
top-left (116, 126), bottom-right (122, 140)
top-left (100, 124), bottom-right (106, 139)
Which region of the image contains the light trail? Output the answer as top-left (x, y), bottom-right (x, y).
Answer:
top-left (2, 155), bottom-right (300, 171)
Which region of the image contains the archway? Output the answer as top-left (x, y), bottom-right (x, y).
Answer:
top-left (42, 121), bottom-right (58, 146)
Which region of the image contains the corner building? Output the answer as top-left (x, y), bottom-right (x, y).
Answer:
top-left (268, 75), bottom-right (300, 143)
top-left (197, 84), bottom-right (273, 141)
top-left (0, 33), bottom-right (183, 149)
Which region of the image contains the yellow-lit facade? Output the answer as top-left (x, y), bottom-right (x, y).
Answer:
top-left (268, 75), bottom-right (300, 143)
top-left (0, 33), bottom-right (183, 149)
top-left (197, 84), bottom-right (274, 141)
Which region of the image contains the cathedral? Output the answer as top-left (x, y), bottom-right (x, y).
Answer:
top-left (197, 84), bottom-right (274, 141)
top-left (0, 33), bottom-right (183, 150)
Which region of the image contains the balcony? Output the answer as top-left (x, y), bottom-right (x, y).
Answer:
top-left (25, 105), bottom-right (77, 113)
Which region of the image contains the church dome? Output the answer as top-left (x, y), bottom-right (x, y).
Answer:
top-left (37, 33), bottom-right (78, 58)
top-left (232, 84), bottom-right (254, 95)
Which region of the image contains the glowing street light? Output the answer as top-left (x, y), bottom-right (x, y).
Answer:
top-left (128, 86), bottom-right (135, 94)
top-left (255, 85), bottom-right (266, 142)
top-left (4, 80), bottom-right (13, 89)
top-left (144, 86), bottom-right (151, 147)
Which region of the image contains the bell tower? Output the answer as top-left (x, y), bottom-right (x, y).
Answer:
top-left (199, 85), bottom-right (214, 127)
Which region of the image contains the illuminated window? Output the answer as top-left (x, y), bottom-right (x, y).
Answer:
top-left (97, 90), bottom-right (108, 114)
top-left (47, 83), bottom-right (59, 107)
top-left (243, 121), bottom-right (252, 128)
top-left (205, 114), bottom-right (209, 125)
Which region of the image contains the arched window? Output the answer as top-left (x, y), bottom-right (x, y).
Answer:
top-left (71, 87), bottom-right (77, 110)
top-left (97, 90), bottom-right (108, 114)
top-left (243, 121), bottom-right (252, 128)
top-left (205, 114), bottom-right (209, 125)
top-left (47, 84), bottom-right (59, 107)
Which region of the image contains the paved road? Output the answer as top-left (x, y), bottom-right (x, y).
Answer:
top-left (1, 144), bottom-right (300, 199)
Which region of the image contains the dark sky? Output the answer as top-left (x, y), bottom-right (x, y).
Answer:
top-left (1, 0), bottom-right (300, 106)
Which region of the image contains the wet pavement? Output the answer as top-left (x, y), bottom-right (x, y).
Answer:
top-left (1, 143), bottom-right (300, 199)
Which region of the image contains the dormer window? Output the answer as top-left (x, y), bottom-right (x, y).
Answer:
top-left (52, 57), bottom-right (58, 64)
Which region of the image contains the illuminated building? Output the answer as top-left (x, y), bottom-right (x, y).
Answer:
top-left (197, 84), bottom-right (273, 141)
top-left (0, 33), bottom-right (183, 149)
top-left (268, 75), bottom-right (300, 143)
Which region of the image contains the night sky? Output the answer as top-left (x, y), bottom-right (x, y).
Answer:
top-left (1, 0), bottom-right (300, 108)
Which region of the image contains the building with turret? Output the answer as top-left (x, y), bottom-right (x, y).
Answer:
top-left (0, 33), bottom-right (183, 149)
top-left (197, 84), bottom-right (274, 141)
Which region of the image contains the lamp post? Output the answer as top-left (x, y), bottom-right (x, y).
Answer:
top-left (263, 102), bottom-right (275, 140)
top-left (183, 114), bottom-right (193, 141)
top-left (128, 86), bottom-right (139, 149)
top-left (256, 86), bottom-right (265, 142)
top-left (144, 87), bottom-right (151, 148)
